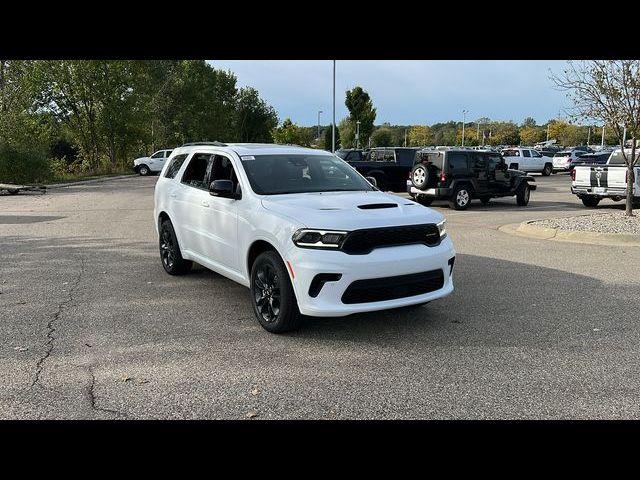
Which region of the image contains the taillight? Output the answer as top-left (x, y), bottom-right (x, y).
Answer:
top-left (571, 169), bottom-right (576, 181)
top-left (440, 172), bottom-right (447, 182)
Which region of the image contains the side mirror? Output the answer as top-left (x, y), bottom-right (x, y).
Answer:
top-left (365, 176), bottom-right (377, 187)
top-left (209, 179), bottom-right (240, 199)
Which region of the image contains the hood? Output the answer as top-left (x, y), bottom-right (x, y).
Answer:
top-left (133, 156), bottom-right (150, 165)
top-left (261, 190), bottom-right (444, 230)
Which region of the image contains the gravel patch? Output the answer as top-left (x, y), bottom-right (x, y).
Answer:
top-left (531, 210), bottom-right (640, 235)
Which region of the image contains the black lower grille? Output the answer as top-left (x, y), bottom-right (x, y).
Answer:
top-left (340, 224), bottom-right (440, 255)
top-left (341, 269), bottom-right (444, 304)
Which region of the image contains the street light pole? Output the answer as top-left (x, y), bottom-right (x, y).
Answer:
top-left (356, 120), bottom-right (361, 149)
top-left (317, 110), bottom-right (323, 142)
top-left (332, 60), bottom-right (336, 153)
top-left (601, 125), bottom-right (605, 147)
top-left (461, 110), bottom-right (467, 147)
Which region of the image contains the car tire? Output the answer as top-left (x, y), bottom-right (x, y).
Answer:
top-left (159, 220), bottom-right (192, 275)
top-left (250, 251), bottom-right (302, 333)
top-left (139, 165), bottom-right (150, 176)
top-left (372, 175), bottom-right (387, 192)
top-left (542, 164), bottom-right (552, 176)
top-left (581, 197), bottom-right (601, 208)
top-left (516, 183), bottom-right (531, 206)
top-left (411, 164), bottom-right (430, 190)
top-left (449, 184), bottom-right (472, 210)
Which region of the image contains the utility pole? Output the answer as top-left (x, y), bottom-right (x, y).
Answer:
top-left (404, 129), bottom-right (407, 147)
top-left (332, 60), bottom-right (336, 153)
top-left (587, 126), bottom-right (591, 146)
top-left (356, 120), bottom-right (360, 149)
top-left (461, 110), bottom-right (467, 147)
top-left (476, 122), bottom-right (480, 141)
top-left (546, 124), bottom-right (550, 141)
top-left (317, 110), bottom-right (323, 142)
top-left (601, 125), bottom-right (605, 147)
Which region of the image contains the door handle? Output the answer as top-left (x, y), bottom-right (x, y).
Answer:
top-left (201, 201), bottom-right (210, 208)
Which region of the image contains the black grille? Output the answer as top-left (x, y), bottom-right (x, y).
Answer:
top-left (341, 269), bottom-right (444, 304)
top-left (341, 224), bottom-right (440, 255)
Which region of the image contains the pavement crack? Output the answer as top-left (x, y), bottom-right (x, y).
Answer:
top-left (31, 257), bottom-right (86, 388)
top-left (87, 367), bottom-right (123, 417)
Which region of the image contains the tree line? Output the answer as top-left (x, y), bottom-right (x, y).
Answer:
top-left (0, 60), bottom-right (278, 183)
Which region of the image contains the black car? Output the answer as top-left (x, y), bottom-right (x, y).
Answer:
top-left (407, 149), bottom-right (536, 210)
top-left (343, 147), bottom-right (420, 192)
top-left (569, 151), bottom-right (610, 171)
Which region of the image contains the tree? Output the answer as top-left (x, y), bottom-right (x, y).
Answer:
top-left (519, 126), bottom-right (545, 145)
top-left (344, 86), bottom-right (376, 147)
top-left (370, 127), bottom-right (394, 147)
top-left (338, 117), bottom-right (355, 148)
top-left (522, 117), bottom-right (537, 128)
top-left (271, 118), bottom-right (312, 146)
top-left (408, 125), bottom-right (433, 146)
top-left (552, 60), bottom-right (640, 215)
top-left (323, 124), bottom-right (340, 151)
top-left (234, 87), bottom-right (278, 142)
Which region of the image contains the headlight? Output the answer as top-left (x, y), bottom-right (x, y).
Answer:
top-left (292, 229), bottom-right (349, 249)
top-left (437, 219), bottom-right (446, 238)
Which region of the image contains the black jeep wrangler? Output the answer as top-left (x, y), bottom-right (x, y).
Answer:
top-left (407, 149), bottom-right (536, 210)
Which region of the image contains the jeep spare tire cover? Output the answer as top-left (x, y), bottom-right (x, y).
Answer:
top-left (411, 164), bottom-right (430, 190)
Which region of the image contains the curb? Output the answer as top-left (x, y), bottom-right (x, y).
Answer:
top-left (45, 174), bottom-right (138, 189)
top-left (499, 221), bottom-right (640, 247)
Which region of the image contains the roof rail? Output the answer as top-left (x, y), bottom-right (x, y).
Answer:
top-left (180, 141), bottom-right (227, 147)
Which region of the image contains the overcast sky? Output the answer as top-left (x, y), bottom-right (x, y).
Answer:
top-left (208, 60), bottom-right (570, 127)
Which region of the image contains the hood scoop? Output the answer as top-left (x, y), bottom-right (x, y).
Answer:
top-left (357, 203), bottom-right (398, 210)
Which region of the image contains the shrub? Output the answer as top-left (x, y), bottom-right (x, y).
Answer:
top-left (0, 143), bottom-right (52, 184)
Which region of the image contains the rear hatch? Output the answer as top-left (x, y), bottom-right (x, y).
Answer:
top-left (553, 151), bottom-right (572, 167)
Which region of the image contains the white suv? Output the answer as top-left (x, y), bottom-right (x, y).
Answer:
top-left (153, 142), bottom-right (456, 333)
top-left (134, 149), bottom-right (173, 176)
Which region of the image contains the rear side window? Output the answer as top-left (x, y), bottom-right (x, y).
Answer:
top-left (181, 153), bottom-right (213, 189)
top-left (446, 152), bottom-right (469, 172)
top-left (522, 150), bottom-right (531, 157)
top-left (503, 149), bottom-right (520, 157)
top-left (368, 149), bottom-right (395, 162)
top-left (396, 150), bottom-right (417, 166)
top-left (164, 154), bottom-right (188, 178)
top-left (416, 151), bottom-right (444, 170)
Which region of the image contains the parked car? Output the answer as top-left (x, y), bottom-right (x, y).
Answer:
top-left (407, 149), bottom-right (536, 210)
top-left (571, 149), bottom-right (640, 207)
top-left (552, 149), bottom-right (590, 173)
top-left (500, 148), bottom-right (553, 175)
top-left (154, 142), bottom-right (455, 333)
top-left (344, 147), bottom-right (420, 192)
top-left (335, 149), bottom-right (365, 162)
top-left (569, 151), bottom-right (610, 172)
top-left (133, 149), bottom-right (173, 176)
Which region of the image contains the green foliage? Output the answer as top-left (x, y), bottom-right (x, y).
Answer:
top-left (370, 127), bottom-right (394, 147)
top-left (522, 117), bottom-right (537, 128)
top-left (234, 87), bottom-right (278, 142)
top-left (323, 124), bottom-right (340, 151)
top-left (338, 117), bottom-right (355, 148)
top-left (344, 86), bottom-right (376, 147)
top-left (408, 126), bottom-right (433, 146)
top-left (519, 126), bottom-right (545, 145)
top-left (0, 60), bottom-right (278, 183)
top-left (271, 118), bottom-right (312, 146)
top-left (0, 142), bottom-right (51, 184)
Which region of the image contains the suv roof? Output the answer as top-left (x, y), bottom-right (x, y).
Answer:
top-left (171, 143), bottom-right (332, 157)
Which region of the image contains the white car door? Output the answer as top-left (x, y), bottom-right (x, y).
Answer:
top-left (529, 149), bottom-right (545, 171)
top-left (148, 150), bottom-right (166, 172)
top-left (199, 153), bottom-right (240, 272)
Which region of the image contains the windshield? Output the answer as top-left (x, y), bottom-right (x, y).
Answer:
top-left (240, 154), bottom-right (375, 195)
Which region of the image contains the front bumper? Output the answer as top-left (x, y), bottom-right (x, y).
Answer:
top-left (285, 237), bottom-right (456, 317)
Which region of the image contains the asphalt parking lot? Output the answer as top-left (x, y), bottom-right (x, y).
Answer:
top-left (2, 173), bottom-right (640, 419)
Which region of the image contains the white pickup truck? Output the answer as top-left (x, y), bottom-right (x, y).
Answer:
top-left (571, 149), bottom-right (640, 207)
top-left (501, 148), bottom-right (554, 176)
